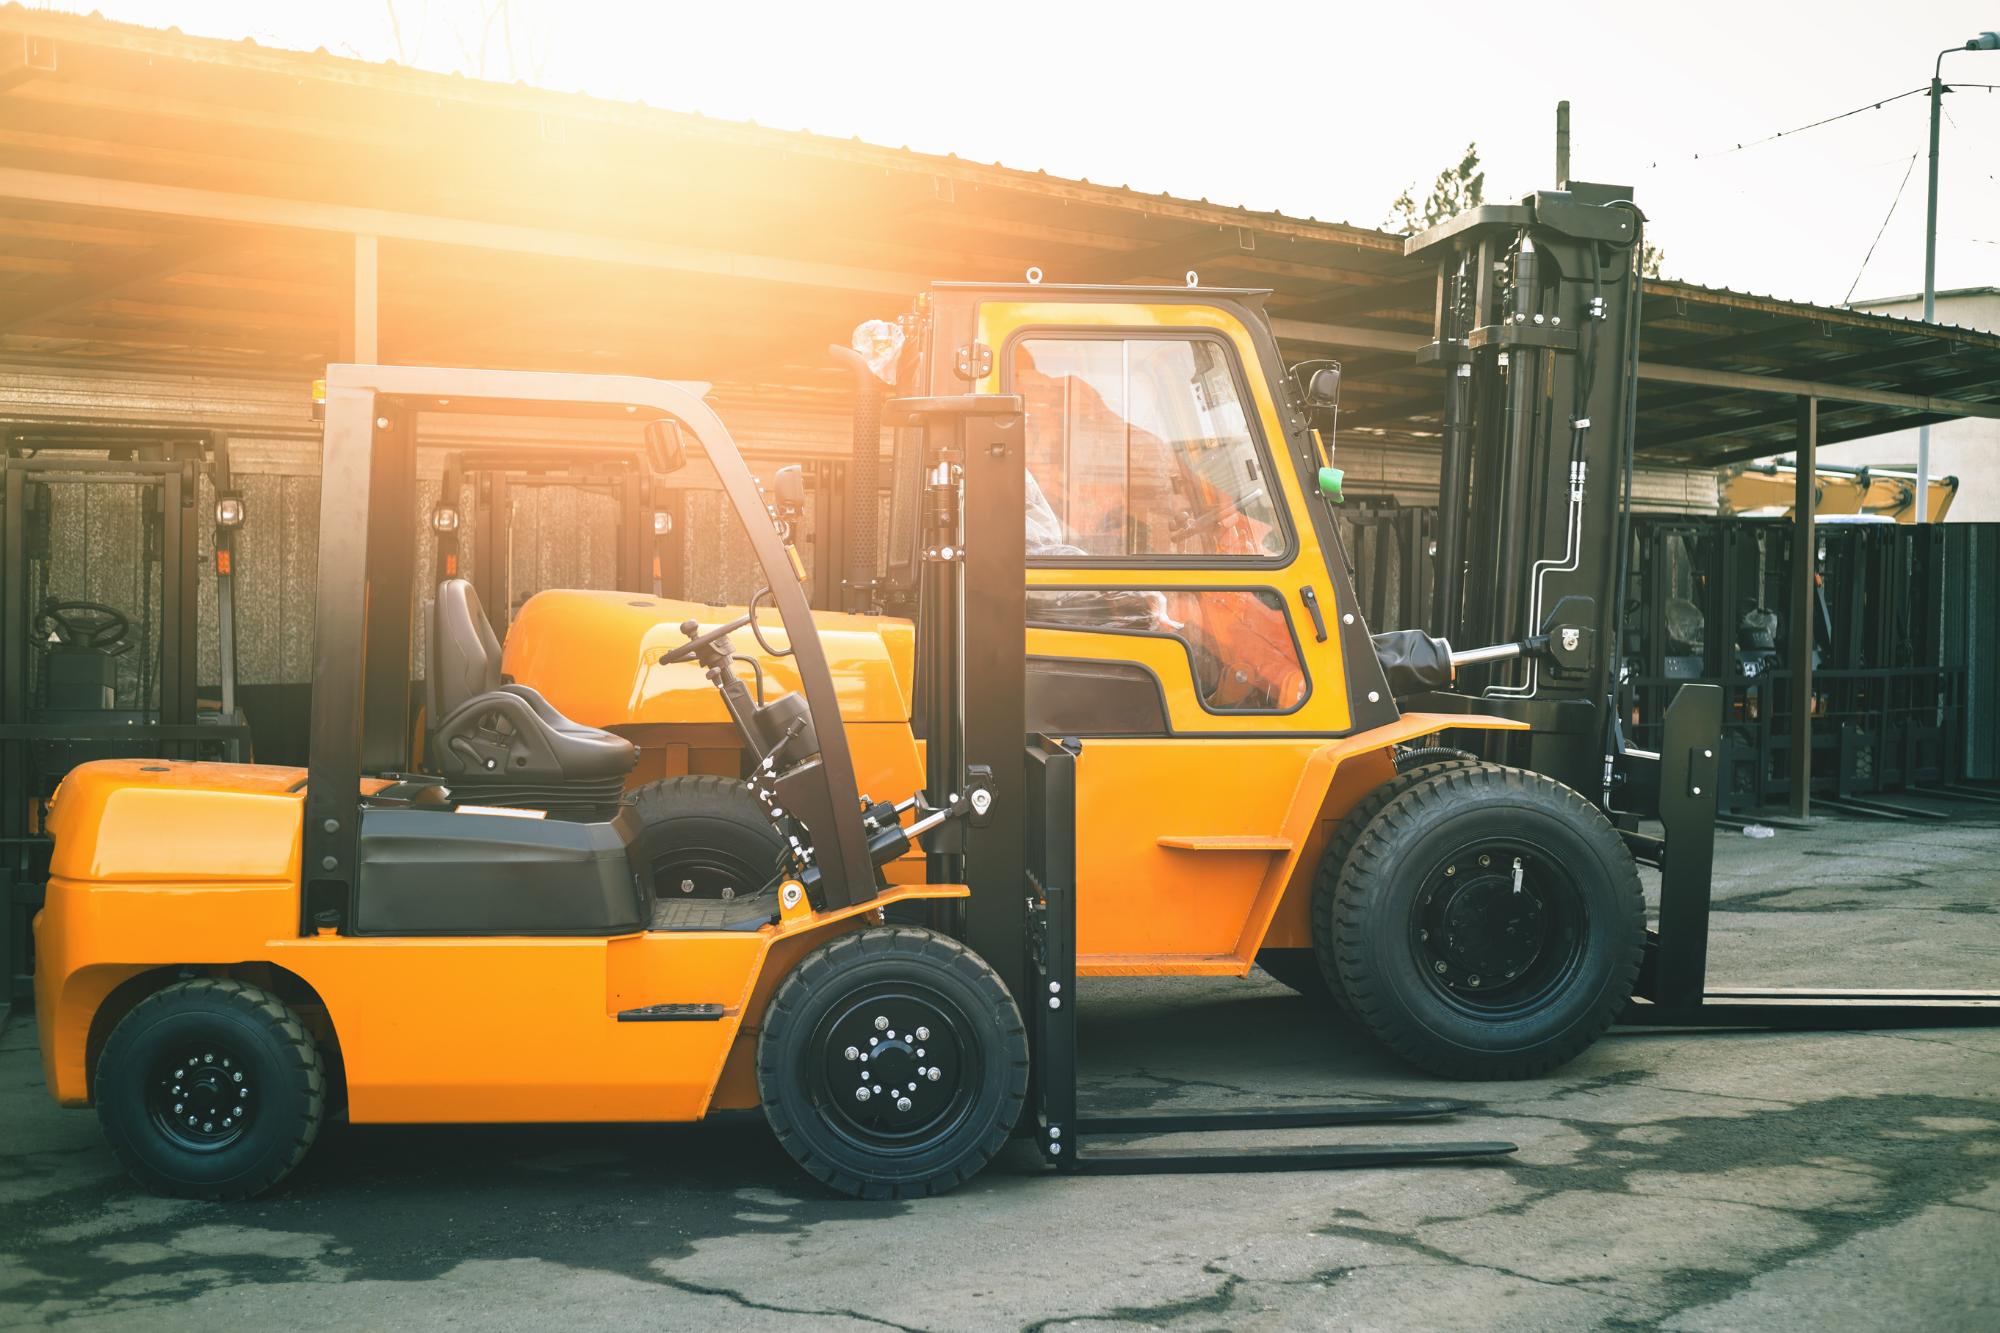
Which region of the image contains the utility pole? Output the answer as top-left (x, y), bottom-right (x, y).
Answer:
top-left (1555, 101), bottom-right (1571, 187)
top-left (1918, 32), bottom-right (2000, 522)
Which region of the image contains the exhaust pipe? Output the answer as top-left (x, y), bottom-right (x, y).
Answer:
top-left (829, 345), bottom-right (882, 614)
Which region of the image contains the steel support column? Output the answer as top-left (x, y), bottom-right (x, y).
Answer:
top-left (1789, 396), bottom-right (1817, 818)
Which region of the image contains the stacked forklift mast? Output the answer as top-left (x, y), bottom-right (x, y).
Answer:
top-left (1411, 186), bottom-right (1644, 796)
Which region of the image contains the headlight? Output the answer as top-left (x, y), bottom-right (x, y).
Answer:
top-left (431, 506), bottom-right (461, 533)
top-left (652, 510), bottom-right (673, 536)
top-left (215, 495), bottom-right (245, 528)
top-left (851, 319), bottom-right (904, 385)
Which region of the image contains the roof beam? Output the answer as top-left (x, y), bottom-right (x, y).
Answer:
top-left (1094, 226), bottom-right (1255, 281)
top-left (0, 237), bottom-right (213, 332)
top-left (0, 166), bottom-right (926, 297)
top-left (1275, 317), bottom-right (2000, 422)
top-left (1638, 361), bottom-right (2000, 420)
top-left (1284, 273), bottom-right (1436, 322)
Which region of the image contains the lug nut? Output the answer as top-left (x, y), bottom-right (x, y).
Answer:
top-left (874, 1016), bottom-right (889, 1031)
top-left (927, 1068), bottom-right (941, 1082)
top-left (844, 1046), bottom-right (859, 1061)
top-left (1434, 961), bottom-right (1448, 974)
top-left (896, 1097), bottom-right (913, 1112)
top-left (915, 1027), bottom-right (930, 1041)
top-left (855, 1087), bottom-right (871, 1102)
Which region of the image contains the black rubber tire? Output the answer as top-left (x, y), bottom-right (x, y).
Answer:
top-left (1328, 764), bottom-right (1645, 1080)
top-left (1310, 755), bottom-right (1487, 1015)
top-left (758, 926), bottom-right (1027, 1200)
top-left (94, 977), bottom-right (326, 1200)
top-left (628, 774), bottom-right (787, 901)
top-left (1254, 949), bottom-right (1335, 1004)
top-left (1395, 745), bottom-right (1479, 772)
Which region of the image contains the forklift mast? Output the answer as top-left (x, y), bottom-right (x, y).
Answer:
top-left (1407, 184), bottom-right (1645, 797)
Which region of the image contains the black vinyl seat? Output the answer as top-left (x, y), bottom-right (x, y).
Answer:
top-left (425, 578), bottom-right (635, 818)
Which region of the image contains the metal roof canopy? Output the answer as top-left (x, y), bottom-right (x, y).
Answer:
top-left (1, 6), bottom-right (1996, 467)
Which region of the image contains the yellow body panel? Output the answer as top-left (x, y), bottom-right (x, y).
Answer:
top-left (502, 589), bottom-right (924, 800)
top-left (1072, 713), bottom-right (1527, 975)
top-left (33, 758), bottom-right (966, 1119)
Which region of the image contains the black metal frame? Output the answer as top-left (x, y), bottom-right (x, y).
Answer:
top-left (304, 366), bottom-right (875, 933)
top-left (434, 446), bottom-right (676, 633)
top-left (1615, 683), bottom-right (2000, 1026)
top-left (1, 424), bottom-right (251, 1008)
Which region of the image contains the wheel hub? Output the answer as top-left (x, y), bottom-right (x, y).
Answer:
top-left (1432, 870), bottom-right (1545, 981)
top-left (818, 992), bottom-right (966, 1146)
top-left (148, 1047), bottom-right (253, 1150)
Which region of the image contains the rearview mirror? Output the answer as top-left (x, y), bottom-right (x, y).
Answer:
top-left (642, 419), bottom-right (689, 474)
top-left (1306, 365), bottom-right (1341, 408)
top-left (771, 464), bottom-right (806, 511)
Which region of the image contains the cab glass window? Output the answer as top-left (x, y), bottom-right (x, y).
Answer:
top-left (1015, 335), bottom-right (1286, 561)
top-left (1026, 587), bottom-right (1307, 712)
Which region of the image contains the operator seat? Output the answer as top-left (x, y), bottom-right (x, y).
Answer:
top-left (425, 579), bottom-right (636, 819)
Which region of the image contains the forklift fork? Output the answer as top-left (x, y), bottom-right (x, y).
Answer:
top-left (1024, 739), bottom-right (1516, 1175)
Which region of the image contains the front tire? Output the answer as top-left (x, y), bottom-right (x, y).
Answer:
top-left (1328, 764), bottom-right (1644, 1080)
top-left (629, 774), bottom-right (787, 901)
top-left (757, 927), bottom-right (1027, 1199)
top-left (94, 978), bottom-right (326, 1200)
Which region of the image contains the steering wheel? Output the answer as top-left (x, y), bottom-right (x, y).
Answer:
top-left (34, 600), bottom-right (134, 656)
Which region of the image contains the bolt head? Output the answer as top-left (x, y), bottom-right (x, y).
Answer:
top-left (896, 1097), bottom-right (913, 1112)
top-left (1434, 961), bottom-right (1448, 974)
top-left (874, 1015), bottom-right (889, 1031)
top-left (844, 1046), bottom-right (859, 1061)
top-left (174, 1102), bottom-right (184, 1114)
top-left (232, 1072), bottom-right (243, 1083)
top-left (915, 1026), bottom-right (930, 1041)
top-left (926, 1068), bottom-right (941, 1081)
top-left (855, 1087), bottom-right (871, 1102)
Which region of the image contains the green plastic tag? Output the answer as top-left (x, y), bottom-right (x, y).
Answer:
top-left (1318, 465), bottom-right (1345, 503)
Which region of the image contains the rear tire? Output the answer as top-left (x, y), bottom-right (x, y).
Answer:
top-left (1329, 764), bottom-right (1644, 1080)
top-left (94, 978), bottom-right (326, 1200)
top-left (757, 927), bottom-right (1027, 1199)
top-left (629, 775), bottom-right (786, 901)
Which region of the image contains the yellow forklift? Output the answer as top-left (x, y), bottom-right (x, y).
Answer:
top-left (492, 184), bottom-right (2000, 1075)
top-left (35, 363), bottom-right (1520, 1202)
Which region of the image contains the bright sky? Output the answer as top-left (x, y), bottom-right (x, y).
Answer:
top-left (49, 0), bottom-right (2000, 310)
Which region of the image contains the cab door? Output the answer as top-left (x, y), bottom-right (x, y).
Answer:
top-left (975, 300), bottom-right (1364, 973)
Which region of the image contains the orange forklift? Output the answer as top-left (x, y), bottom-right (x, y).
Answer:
top-left (34, 363), bottom-right (1518, 1203)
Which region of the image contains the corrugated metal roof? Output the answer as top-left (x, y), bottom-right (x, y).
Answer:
top-left (1, 2), bottom-right (1995, 466)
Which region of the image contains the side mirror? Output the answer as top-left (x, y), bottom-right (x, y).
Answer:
top-left (642, 419), bottom-right (689, 474)
top-left (772, 464), bottom-right (806, 511)
top-left (1296, 362), bottom-right (1341, 431)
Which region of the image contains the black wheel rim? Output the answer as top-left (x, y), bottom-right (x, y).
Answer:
top-left (808, 982), bottom-right (979, 1155)
top-left (145, 1040), bottom-right (255, 1152)
top-left (1408, 837), bottom-right (1589, 1019)
top-left (650, 847), bottom-right (769, 900)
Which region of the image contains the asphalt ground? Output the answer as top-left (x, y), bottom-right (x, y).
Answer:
top-left (3, 794), bottom-right (1996, 1330)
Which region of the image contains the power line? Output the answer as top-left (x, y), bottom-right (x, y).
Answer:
top-left (1646, 86), bottom-right (1927, 168)
top-left (1844, 152), bottom-right (1920, 305)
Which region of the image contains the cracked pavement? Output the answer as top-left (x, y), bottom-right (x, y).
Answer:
top-left (2, 799), bottom-right (1996, 1330)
